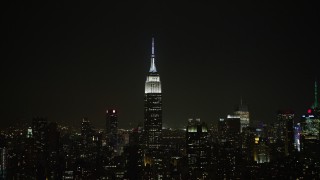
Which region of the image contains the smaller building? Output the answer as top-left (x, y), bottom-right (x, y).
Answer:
top-left (186, 118), bottom-right (209, 179)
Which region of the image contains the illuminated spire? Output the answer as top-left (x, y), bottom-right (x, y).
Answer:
top-left (149, 37), bottom-right (157, 73)
top-left (152, 37), bottom-right (155, 56)
top-left (314, 80), bottom-right (318, 108)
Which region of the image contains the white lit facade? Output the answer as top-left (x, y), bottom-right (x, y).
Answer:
top-left (145, 76), bottom-right (161, 94)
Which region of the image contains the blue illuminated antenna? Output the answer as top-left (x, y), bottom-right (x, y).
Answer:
top-left (152, 37), bottom-right (155, 57)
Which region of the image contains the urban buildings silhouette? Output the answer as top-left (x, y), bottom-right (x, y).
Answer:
top-left (0, 39), bottom-right (319, 179)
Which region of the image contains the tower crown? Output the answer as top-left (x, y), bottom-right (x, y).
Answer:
top-left (145, 37), bottom-right (161, 94)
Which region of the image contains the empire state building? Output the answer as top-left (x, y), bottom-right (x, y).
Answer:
top-left (144, 38), bottom-right (162, 150)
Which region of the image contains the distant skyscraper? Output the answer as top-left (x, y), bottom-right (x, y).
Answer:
top-left (300, 109), bottom-right (320, 158)
top-left (277, 110), bottom-right (295, 156)
top-left (106, 109), bottom-right (118, 148)
top-left (301, 81), bottom-right (320, 139)
top-left (31, 117), bottom-right (48, 179)
top-left (234, 99), bottom-right (249, 132)
top-left (46, 122), bottom-right (60, 179)
top-left (32, 117), bottom-right (48, 154)
top-left (144, 38), bottom-right (162, 149)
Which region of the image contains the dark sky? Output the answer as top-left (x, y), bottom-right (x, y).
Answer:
top-left (2, 1), bottom-right (320, 129)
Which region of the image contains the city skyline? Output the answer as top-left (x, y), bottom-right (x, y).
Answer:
top-left (2, 1), bottom-right (320, 129)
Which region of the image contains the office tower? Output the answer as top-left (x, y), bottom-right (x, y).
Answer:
top-left (106, 109), bottom-right (118, 150)
top-left (300, 109), bottom-right (320, 157)
top-left (186, 118), bottom-right (209, 179)
top-left (234, 99), bottom-right (250, 132)
top-left (215, 115), bottom-right (242, 179)
top-left (301, 110), bottom-right (319, 141)
top-left (32, 117), bottom-right (48, 179)
top-left (300, 81), bottom-right (320, 157)
top-left (277, 110), bottom-right (295, 156)
top-left (46, 122), bottom-right (61, 179)
top-left (218, 116), bottom-right (241, 145)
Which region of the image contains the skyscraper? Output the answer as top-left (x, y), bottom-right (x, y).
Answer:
top-left (186, 118), bottom-right (209, 179)
top-left (31, 117), bottom-right (48, 179)
top-left (234, 99), bottom-right (250, 132)
top-left (300, 80), bottom-right (320, 158)
top-left (144, 37), bottom-right (162, 150)
top-left (106, 109), bottom-right (118, 151)
top-left (302, 80), bottom-right (319, 139)
top-left (143, 38), bottom-right (163, 179)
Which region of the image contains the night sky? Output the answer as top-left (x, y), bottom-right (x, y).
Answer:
top-left (2, 1), bottom-right (320, 129)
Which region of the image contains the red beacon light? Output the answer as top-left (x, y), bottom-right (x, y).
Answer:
top-left (307, 109), bottom-right (312, 114)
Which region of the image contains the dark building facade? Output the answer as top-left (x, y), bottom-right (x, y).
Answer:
top-left (186, 118), bottom-right (209, 179)
top-left (277, 110), bottom-right (295, 156)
